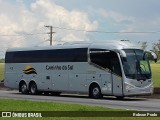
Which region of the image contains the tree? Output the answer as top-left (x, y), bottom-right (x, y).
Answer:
top-left (152, 40), bottom-right (160, 60)
top-left (141, 41), bottom-right (148, 50)
top-left (0, 58), bottom-right (4, 63)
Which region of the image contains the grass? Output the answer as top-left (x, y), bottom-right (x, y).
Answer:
top-left (0, 63), bottom-right (4, 81)
top-left (0, 99), bottom-right (159, 120)
top-left (0, 99), bottom-right (115, 111)
top-left (150, 63), bottom-right (160, 87)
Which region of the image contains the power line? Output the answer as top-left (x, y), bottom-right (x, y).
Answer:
top-left (0, 27), bottom-right (160, 37)
top-left (0, 33), bottom-right (46, 36)
top-left (52, 26), bottom-right (160, 34)
top-left (0, 26), bottom-right (160, 40)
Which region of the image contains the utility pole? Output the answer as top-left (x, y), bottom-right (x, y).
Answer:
top-left (45, 25), bottom-right (55, 46)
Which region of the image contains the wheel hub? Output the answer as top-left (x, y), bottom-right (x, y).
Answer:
top-left (93, 87), bottom-right (99, 96)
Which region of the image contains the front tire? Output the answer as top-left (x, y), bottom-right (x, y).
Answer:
top-left (89, 84), bottom-right (103, 99)
top-left (29, 82), bottom-right (38, 95)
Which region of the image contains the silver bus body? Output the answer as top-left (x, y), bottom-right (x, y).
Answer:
top-left (4, 41), bottom-right (156, 98)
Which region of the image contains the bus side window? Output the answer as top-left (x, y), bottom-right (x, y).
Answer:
top-left (90, 49), bottom-right (112, 70)
top-left (90, 49), bottom-right (122, 76)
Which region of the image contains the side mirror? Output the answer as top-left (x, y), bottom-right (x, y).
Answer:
top-left (144, 50), bottom-right (158, 63)
top-left (119, 50), bottom-right (127, 58)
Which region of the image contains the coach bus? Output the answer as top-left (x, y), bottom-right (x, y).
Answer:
top-left (4, 41), bottom-right (157, 99)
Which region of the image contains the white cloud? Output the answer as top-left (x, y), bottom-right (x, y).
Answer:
top-left (1, 0), bottom-right (160, 57)
top-left (30, 0), bottom-right (98, 31)
top-left (0, 0), bottom-right (98, 54)
top-left (61, 33), bottom-right (82, 42)
top-left (97, 8), bottom-right (135, 24)
top-left (96, 8), bottom-right (160, 37)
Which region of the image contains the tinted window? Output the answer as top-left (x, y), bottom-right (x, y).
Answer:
top-left (90, 49), bottom-right (122, 76)
top-left (5, 48), bottom-right (88, 63)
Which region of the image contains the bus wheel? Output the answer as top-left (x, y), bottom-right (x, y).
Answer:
top-left (29, 82), bottom-right (38, 95)
top-left (90, 84), bottom-right (103, 99)
top-left (20, 82), bottom-right (28, 94)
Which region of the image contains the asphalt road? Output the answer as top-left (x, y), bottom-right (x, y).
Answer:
top-left (0, 90), bottom-right (160, 111)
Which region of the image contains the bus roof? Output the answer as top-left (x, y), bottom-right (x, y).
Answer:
top-left (6, 40), bottom-right (140, 52)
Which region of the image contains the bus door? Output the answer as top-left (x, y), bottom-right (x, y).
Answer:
top-left (111, 53), bottom-right (123, 96)
top-left (89, 49), bottom-right (123, 95)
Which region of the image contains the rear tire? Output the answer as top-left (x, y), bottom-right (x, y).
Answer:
top-left (89, 84), bottom-right (103, 99)
top-left (20, 82), bottom-right (28, 94)
top-left (29, 82), bottom-right (38, 95)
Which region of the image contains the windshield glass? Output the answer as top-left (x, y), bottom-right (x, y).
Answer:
top-left (122, 49), bottom-right (151, 80)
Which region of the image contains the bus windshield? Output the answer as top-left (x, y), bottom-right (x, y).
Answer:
top-left (122, 49), bottom-right (151, 80)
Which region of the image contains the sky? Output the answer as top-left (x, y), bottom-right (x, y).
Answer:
top-left (0, 0), bottom-right (160, 58)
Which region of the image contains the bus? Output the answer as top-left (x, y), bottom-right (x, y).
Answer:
top-left (4, 41), bottom-right (157, 99)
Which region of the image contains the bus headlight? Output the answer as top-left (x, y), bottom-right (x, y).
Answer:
top-left (125, 82), bottom-right (135, 90)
